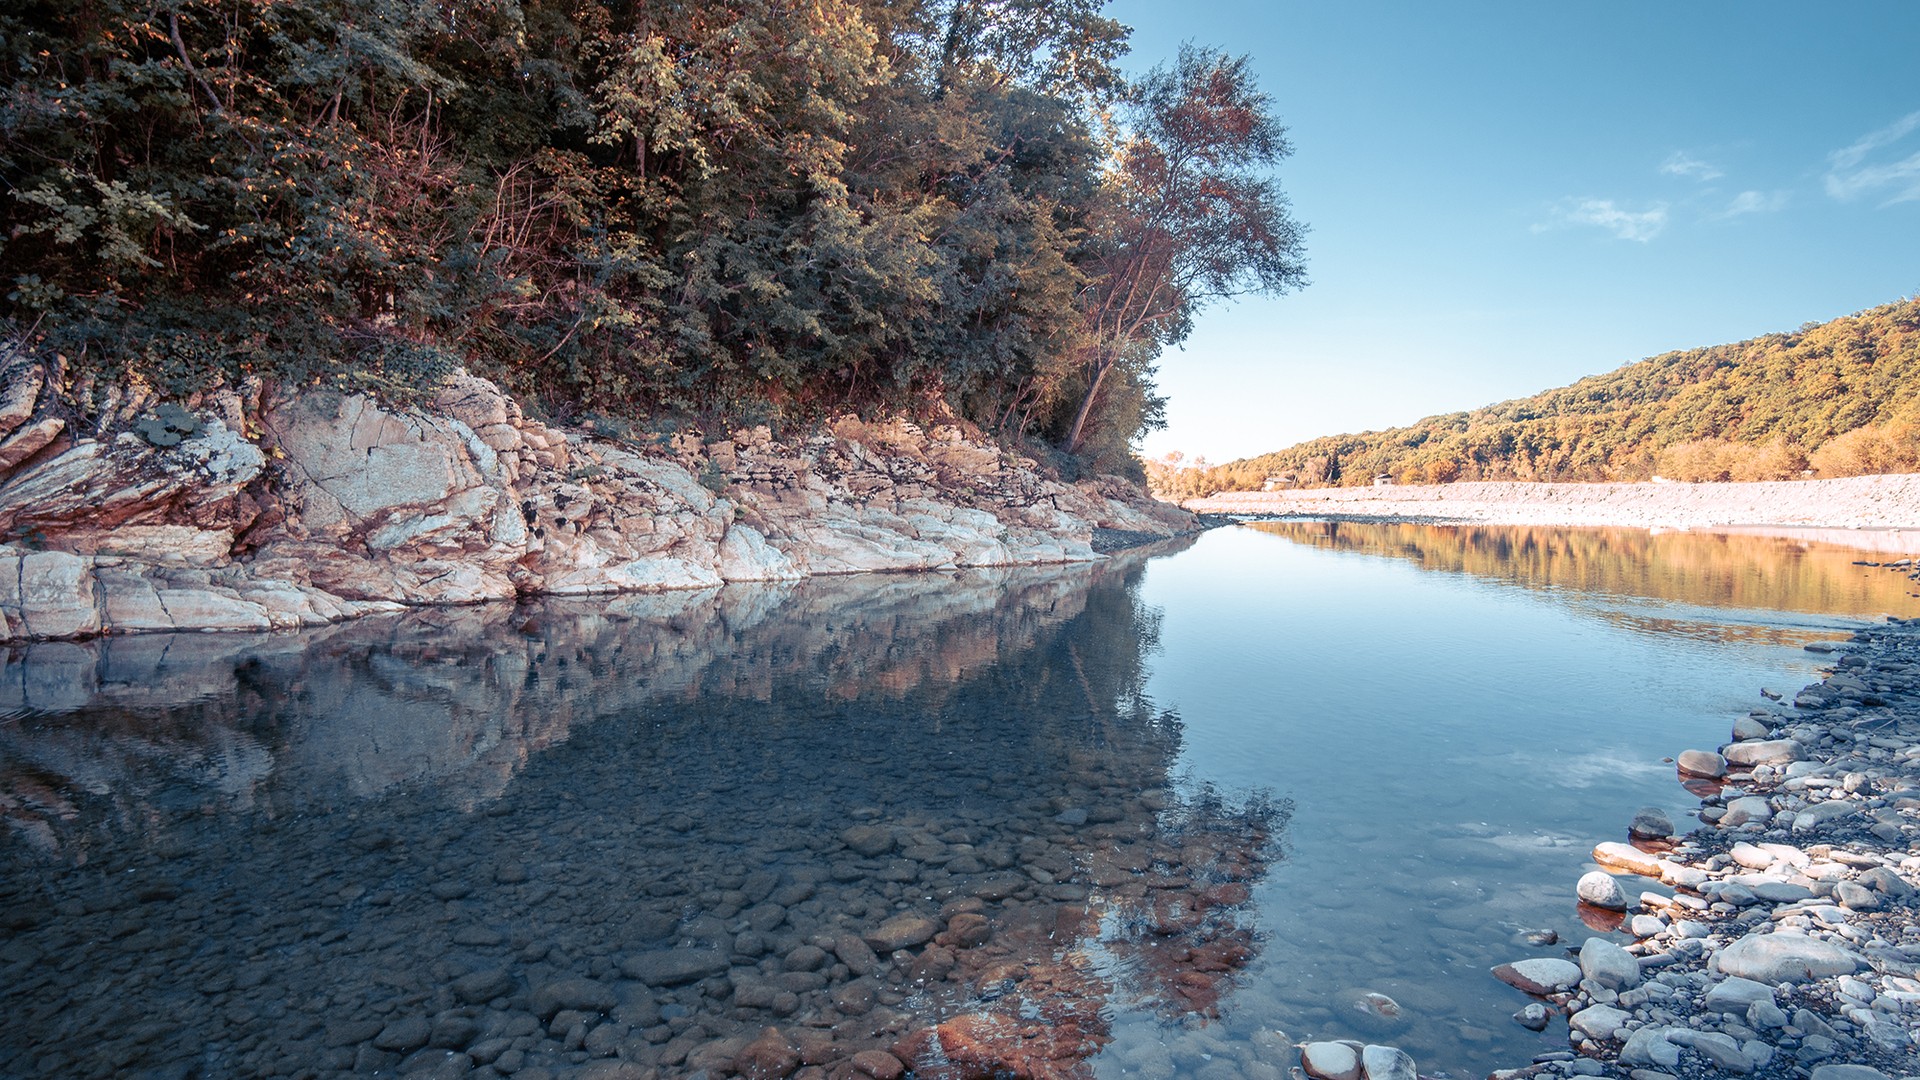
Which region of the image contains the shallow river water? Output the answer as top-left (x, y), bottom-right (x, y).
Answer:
top-left (1, 522), bottom-right (1915, 1080)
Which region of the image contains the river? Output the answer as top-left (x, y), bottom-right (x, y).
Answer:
top-left (0, 522), bottom-right (1912, 1080)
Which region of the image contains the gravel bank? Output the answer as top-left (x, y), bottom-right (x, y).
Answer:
top-left (1467, 622), bottom-right (1920, 1080)
top-left (1185, 476), bottom-right (1920, 540)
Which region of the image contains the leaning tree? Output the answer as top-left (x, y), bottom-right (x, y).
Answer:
top-left (1063, 45), bottom-right (1308, 455)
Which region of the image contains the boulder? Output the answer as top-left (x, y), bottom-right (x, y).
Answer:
top-left (11, 550), bottom-right (100, 639)
top-left (1712, 932), bottom-right (1859, 983)
top-left (1592, 841), bottom-right (1664, 877)
top-left (1576, 871), bottom-right (1628, 910)
top-left (1721, 739), bottom-right (1801, 767)
top-left (1577, 937), bottom-right (1641, 990)
top-left (1676, 749), bottom-right (1726, 778)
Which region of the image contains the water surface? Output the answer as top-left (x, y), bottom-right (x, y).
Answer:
top-left (1, 522), bottom-right (1911, 1080)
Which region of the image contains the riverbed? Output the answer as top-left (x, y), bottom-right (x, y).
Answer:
top-left (0, 522), bottom-right (1912, 1079)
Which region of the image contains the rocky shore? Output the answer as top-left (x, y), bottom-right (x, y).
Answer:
top-left (0, 362), bottom-right (1195, 645)
top-left (1297, 620), bottom-right (1920, 1080)
top-left (1492, 622), bottom-right (1920, 1080)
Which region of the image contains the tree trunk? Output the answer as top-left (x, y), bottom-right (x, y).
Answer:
top-left (1063, 357), bottom-right (1112, 455)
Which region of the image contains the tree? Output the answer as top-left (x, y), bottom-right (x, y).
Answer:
top-left (1062, 45), bottom-right (1307, 454)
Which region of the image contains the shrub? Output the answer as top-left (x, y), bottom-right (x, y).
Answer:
top-left (1809, 420), bottom-right (1920, 477)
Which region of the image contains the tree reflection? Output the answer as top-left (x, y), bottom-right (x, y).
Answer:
top-left (1252, 520), bottom-right (1917, 620)
top-left (0, 540), bottom-right (1285, 1080)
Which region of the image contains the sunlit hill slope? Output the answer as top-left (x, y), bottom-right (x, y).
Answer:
top-left (1161, 297), bottom-right (1920, 496)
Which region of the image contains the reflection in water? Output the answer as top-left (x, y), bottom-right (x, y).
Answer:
top-left (0, 547), bottom-right (1286, 1080)
top-left (1251, 520), bottom-right (1920, 622)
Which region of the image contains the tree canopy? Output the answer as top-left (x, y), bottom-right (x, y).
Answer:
top-left (0, 0), bottom-right (1305, 475)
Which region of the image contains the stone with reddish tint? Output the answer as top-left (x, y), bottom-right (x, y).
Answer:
top-left (734, 1028), bottom-right (801, 1080)
top-left (851, 1050), bottom-right (906, 1080)
top-left (945, 913), bottom-right (992, 949)
top-left (1491, 957), bottom-right (1582, 995)
top-left (865, 913), bottom-right (938, 953)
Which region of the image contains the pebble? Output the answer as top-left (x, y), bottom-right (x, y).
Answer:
top-left (1569, 1003), bottom-right (1630, 1041)
top-left (1359, 1044), bottom-right (1417, 1080)
top-left (619, 949), bottom-right (729, 987)
top-left (863, 913), bottom-right (937, 953)
top-left (1628, 806), bottom-right (1674, 840)
top-left (1300, 1041), bottom-right (1361, 1080)
top-left (372, 1016), bottom-right (430, 1053)
top-left (1492, 958), bottom-right (1583, 995)
top-left (527, 978), bottom-right (616, 1019)
top-left (1512, 1002), bottom-right (1550, 1031)
top-left (447, 968), bottom-right (510, 999)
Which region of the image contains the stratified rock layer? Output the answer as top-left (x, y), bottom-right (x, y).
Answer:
top-left (0, 364), bottom-right (1194, 642)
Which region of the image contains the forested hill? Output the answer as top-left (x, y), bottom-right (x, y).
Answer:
top-left (1165, 298), bottom-right (1920, 495)
top-left (0, 0), bottom-right (1305, 476)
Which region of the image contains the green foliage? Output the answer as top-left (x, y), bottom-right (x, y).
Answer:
top-left (1059, 45), bottom-right (1307, 455)
top-left (1, 0), bottom-right (1303, 474)
top-left (1180, 299), bottom-right (1920, 493)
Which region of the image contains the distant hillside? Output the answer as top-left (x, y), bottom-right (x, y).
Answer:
top-left (1160, 297), bottom-right (1920, 496)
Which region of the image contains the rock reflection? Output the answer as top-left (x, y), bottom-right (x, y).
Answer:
top-left (0, 541), bottom-right (1285, 1080)
top-left (1250, 520), bottom-right (1919, 619)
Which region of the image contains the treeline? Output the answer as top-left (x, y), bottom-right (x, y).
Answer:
top-left (1173, 298), bottom-right (1920, 493)
top-left (0, 0), bottom-right (1304, 475)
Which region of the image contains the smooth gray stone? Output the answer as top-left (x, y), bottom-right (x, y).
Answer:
top-left (1713, 932), bottom-right (1859, 982)
top-left (618, 949), bottom-right (728, 988)
top-left (1702, 976), bottom-right (1774, 1014)
top-left (1578, 937), bottom-right (1642, 990)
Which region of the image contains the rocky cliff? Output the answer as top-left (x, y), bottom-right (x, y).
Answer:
top-left (0, 362), bottom-right (1195, 643)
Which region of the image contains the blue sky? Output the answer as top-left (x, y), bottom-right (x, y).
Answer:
top-left (1107, 1), bottom-right (1920, 464)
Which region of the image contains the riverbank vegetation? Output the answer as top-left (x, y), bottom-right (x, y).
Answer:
top-left (1165, 297), bottom-right (1920, 493)
top-left (0, 0), bottom-right (1304, 476)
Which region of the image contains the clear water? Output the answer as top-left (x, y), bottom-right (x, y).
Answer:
top-left (0, 523), bottom-right (1911, 1080)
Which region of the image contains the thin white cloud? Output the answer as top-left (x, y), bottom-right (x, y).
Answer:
top-left (1825, 111), bottom-right (1920, 204)
top-left (1715, 189), bottom-right (1788, 219)
top-left (1661, 151), bottom-right (1723, 181)
top-left (1534, 198), bottom-right (1668, 242)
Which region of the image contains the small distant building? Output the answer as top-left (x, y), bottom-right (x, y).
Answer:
top-left (1373, 473), bottom-right (1393, 487)
top-left (1261, 474), bottom-right (1295, 491)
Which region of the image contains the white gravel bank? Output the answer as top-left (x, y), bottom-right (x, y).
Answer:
top-left (1186, 475), bottom-right (1920, 540)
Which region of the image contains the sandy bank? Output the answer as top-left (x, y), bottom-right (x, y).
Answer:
top-left (1186, 476), bottom-right (1920, 548)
